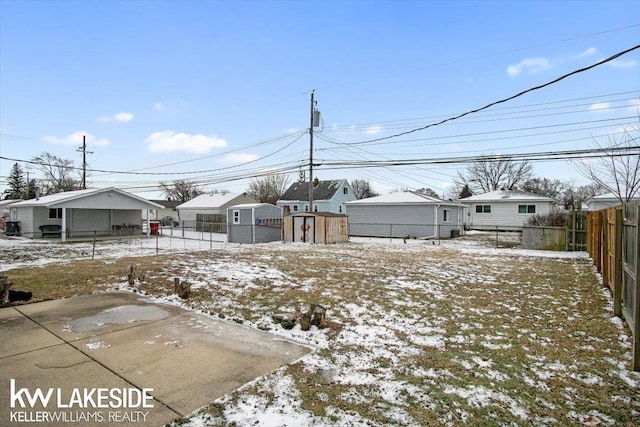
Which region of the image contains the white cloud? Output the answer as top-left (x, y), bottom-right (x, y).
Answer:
top-left (146, 130), bottom-right (227, 154)
top-left (41, 130), bottom-right (110, 147)
top-left (364, 125), bottom-right (383, 135)
top-left (98, 112), bottom-right (134, 122)
top-left (628, 99), bottom-right (640, 113)
top-left (607, 58), bottom-right (637, 68)
top-left (589, 102), bottom-right (611, 112)
top-left (222, 153), bottom-right (259, 163)
top-left (507, 58), bottom-right (550, 76)
top-left (577, 47), bottom-right (596, 58)
top-left (153, 102), bottom-right (163, 111)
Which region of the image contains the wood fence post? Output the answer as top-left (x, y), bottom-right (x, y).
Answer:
top-left (633, 204), bottom-right (640, 371)
top-left (614, 208), bottom-right (623, 317)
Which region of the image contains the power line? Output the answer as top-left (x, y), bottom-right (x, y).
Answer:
top-left (345, 44), bottom-right (640, 146)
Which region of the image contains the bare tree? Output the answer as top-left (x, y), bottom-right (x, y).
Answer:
top-left (350, 179), bottom-right (380, 199)
top-left (160, 179), bottom-right (204, 202)
top-left (32, 152), bottom-right (81, 195)
top-left (575, 124), bottom-right (640, 204)
top-left (415, 187), bottom-right (440, 198)
top-left (521, 178), bottom-right (568, 200)
top-left (247, 174), bottom-right (291, 204)
top-left (455, 157), bottom-right (534, 194)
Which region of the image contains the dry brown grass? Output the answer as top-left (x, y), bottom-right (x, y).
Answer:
top-left (3, 241), bottom-right (639, 426)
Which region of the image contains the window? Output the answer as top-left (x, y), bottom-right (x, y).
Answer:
top-left (518, 205), bottom-right (536, 214)
top-left (304, 205), bottom-right (309, 212)
top-left (293, 205), bottom-right (298, 212)
top-left (232, 210), bottom-right (240, 224)
top-left (49, 208), bottom-right (63, 219)
top-left (475, 205), bottom-right (491, 213)
top-left (343, 187), bottom-right (349, 195)
top-left (443, 209), bottom-right (450, 222)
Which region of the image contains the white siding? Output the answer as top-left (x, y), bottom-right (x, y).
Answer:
top-left (466, 201), bottom-right (553, 230)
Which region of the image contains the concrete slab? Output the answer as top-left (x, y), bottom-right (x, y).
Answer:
top-left (0, 307), bottom-right (63, 358)
top-left (71, 311), bottom-right (311, 416)
top-left (1, 345), bottom-right (179, 427)
top-left (15, 292), bottom-right (186, 342)
top-left (1, 292), bottom-right (313, 426)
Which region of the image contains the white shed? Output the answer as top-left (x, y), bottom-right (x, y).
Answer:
top-left (460, 190), bottom-right (555, 231)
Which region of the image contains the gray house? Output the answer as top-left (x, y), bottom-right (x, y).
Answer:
top-left (9, 187), bottom-right (163, 241)
top-left (460, 189), bottom-right (555, 231)
top-left (346, 191), bottom-right (464, 239)
top-left (277, 179), bottom-right (356, 214)
top-left (227, 203), bottom-right (283, 244)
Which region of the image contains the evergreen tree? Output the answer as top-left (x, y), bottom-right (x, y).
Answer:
top-left (3, 163), bottom-right (25, 200)
top-left (459, 184), bottom-right (472, 199)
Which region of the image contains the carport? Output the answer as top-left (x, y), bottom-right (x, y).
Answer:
top-left (10, 188), bottom-right (164, 241)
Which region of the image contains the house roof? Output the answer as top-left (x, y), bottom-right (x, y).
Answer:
top-left (150, 199), bottom-right (182, 209)
top-left (459, 189), bottom-right (555, 203)
top-left (0, 199), bottom-right (22, 208)
top-left (346, 190), bottom-right (463, 206)
top-left (229, 203), bottom-right (280, 209)
top-left (279, 180), bottom-right (349, 202)
top-left (586, 192), bottom-right (638, 203)
top-left (176, 192), bottom-right (254, 209)
top-left (10, 187), bottom-right (164, 209)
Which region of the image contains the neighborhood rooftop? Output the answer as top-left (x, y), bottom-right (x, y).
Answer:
top-left (460, 189), bottom-right (555, 202)
top-left (279, 180), bottom-right (347, 201)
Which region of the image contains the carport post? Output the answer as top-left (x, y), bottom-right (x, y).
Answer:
top-left (146, 210), bottom-right (151, 238)
top-left (61, 207), bottom-right (67, 242)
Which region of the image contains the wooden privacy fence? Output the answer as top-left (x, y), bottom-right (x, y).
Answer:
top-left (587, 202), bottom-right (639, 371)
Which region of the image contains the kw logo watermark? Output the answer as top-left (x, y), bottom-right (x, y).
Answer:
top-left (8, 379), bottom-right (153, 423)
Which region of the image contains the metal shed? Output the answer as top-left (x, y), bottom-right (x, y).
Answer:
top-left (227, 203), bottom-right (283, 244)
top-left (283, 212), bottom-right (349, 244)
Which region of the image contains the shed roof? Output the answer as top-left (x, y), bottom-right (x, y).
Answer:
top-left (346, 190), bottom-right (462, 206)
top-left (279, 180), bottom-right (349, 202)
top-left (176, 192), bottom-right (254, 209)
top-left (10, 187), bottom-right (164, 209)
top-left (459, 189), bottom-right (554, 203)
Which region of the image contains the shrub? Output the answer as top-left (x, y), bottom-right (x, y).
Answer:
top-left (526, 210), bottom-right (569, 227)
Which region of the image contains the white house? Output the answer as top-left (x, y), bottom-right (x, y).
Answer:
top-left (176, 192), bottom-right (257, 229)
top-left (9, 187), bottom-right (164, 241)
top-left (277, 179), bottom-right (356, 214)
top-left (460, 189), bottom-right (555, 231)
top-left (346, 191), bottom-right (465, 239)
top-left (585, 192), bottom-right (638, 211)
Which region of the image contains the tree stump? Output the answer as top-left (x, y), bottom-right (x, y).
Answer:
top-left (310, 304), bottom-right (326, 328)
top-left (128, 265), bottom-right (137, 286)
top-left (0, 275), bottom-right (13, 305)
top-left (174, 278), bottom-right (190, 299)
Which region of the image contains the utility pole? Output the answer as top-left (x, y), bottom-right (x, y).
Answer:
top-left (76, 135), bottom-right (93, 190)
top-left (308, 90), bottom-right (315, 212)
top-left (308, 91), bottom-right (321, 212)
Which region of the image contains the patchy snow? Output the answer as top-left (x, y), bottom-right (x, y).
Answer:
top-left (1, 231), bottom-right (638, 426)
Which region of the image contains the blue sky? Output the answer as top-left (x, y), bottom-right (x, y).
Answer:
top-left (1, 0), bottom-right (638, 199)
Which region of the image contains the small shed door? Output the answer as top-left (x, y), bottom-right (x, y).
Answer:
top-left (293, 216), bottom-right (315, 243)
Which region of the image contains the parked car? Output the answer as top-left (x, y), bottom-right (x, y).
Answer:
top-left (160, 216), bottom-right (179, 227)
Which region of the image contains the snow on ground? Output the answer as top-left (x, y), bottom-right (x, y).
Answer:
top-left (1, 231), bottom-right (639, 426)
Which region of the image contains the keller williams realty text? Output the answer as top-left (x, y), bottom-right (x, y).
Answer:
top-left (10, 410), bottom-right (150, 423)
top-left (8, 379), bottom-right (154, 424)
